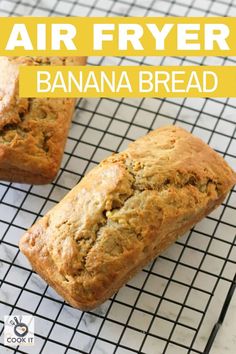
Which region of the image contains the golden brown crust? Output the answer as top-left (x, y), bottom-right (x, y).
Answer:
top-left (19, 126), bottom-right (236, 309)
top-left (0, 56), bottom-right (86, 184)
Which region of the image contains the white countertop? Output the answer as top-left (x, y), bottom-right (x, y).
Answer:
top-left (211, 292), bottom-right (236, 354)
top-left (0, 0), bottom-right (236, 353)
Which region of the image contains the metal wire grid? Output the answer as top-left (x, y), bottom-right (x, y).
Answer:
top-left (0, 0), bottom-right (235, 353)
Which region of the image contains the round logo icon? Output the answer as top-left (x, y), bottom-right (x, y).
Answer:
top-left (13, 317), bottom-right (28, 338)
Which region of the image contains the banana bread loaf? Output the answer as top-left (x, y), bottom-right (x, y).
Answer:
top-left (19, 126), bottom-right (236, 310)
top-left (0, 56), bottom-right (86, 184)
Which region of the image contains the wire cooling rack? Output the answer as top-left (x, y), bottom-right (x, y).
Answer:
top-left (0, 0), bottom-right (236, 353)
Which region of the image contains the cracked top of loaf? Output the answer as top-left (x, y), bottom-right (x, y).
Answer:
top-left (0, 56), bottom-right (86, 183)
top-left (19, 125), bottom-right (236, 309)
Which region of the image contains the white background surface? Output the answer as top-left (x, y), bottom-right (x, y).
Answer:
top-left (0, 0), bottom-right (235, 353)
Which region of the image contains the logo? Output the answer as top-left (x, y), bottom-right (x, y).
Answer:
top-left (4, 315), bottom-right (34, 346)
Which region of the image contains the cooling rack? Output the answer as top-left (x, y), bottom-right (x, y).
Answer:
top-left (0, 0), bottom-right (235, 353)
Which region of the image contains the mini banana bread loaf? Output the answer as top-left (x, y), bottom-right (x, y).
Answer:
top-left (20, 126), bottom-right (236, 310)
top-left (0, 56), bottom-right (86, 184)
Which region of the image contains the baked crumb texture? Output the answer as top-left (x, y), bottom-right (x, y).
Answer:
top-left (0, 56), bottom-right (86, 184)
top-left (20, 126), bottom-right (236, 310)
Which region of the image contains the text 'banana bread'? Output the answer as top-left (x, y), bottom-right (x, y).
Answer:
top-left (19, 126), bottom-right (236, 310)
top-left (0, 56), bottom-right (86, 184)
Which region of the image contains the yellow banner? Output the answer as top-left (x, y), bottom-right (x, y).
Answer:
top-left (1, 17), bottom-right (236, 56)
top-left (19, 65), bottom-right (236, 98)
